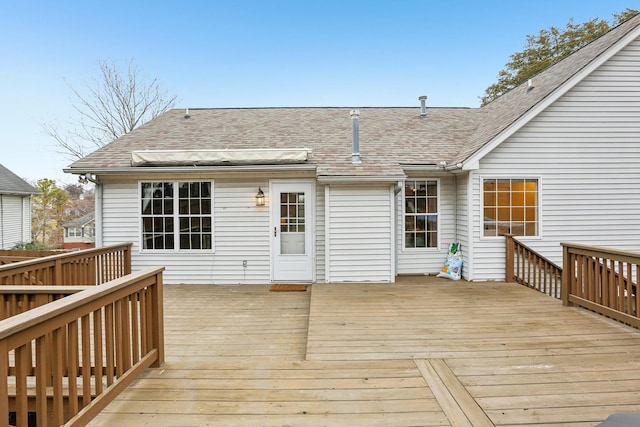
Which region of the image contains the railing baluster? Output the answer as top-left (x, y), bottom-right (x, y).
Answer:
top-left (68, 320), bottom-right (80, 416)
top-left (15, 344), bottom-right (29, 427)
top-left (35, 336), bottom-right (47, 427)
top-left (626, 263), bottom-right (633, 316)
top-left (632, 264), bottom-right (640, 317)
top-left (93, 309), bottom-right (104, 396)
top-left (0, 342), bottom-right (7, 425)
top-left (131, 292), bottom-right (141, 365)
top-left (51, 327), bottom-right (65, 426)
top-left (81, 314), bottom-right (92, 407)
top-left (105, 303), bottom-right (115, 386)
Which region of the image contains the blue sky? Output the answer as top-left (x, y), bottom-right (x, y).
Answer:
top-left (0, 0), bottom-right (635, 185)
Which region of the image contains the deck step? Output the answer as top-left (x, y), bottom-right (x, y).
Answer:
top-left (415, 358), bottom-right (494, 427)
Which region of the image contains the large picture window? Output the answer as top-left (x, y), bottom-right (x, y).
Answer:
top-left (404, 180), bottom-right (438, 248)
top-left (483, 178), bottom-right (538, 237)
top-left (141, 181), bottom-right (212, 250)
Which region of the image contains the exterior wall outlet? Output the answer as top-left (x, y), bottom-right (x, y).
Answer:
top-left (242, 260), bottom-right (248, 268)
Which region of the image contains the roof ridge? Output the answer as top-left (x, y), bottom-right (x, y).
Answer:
top-left (171, 106), bottom-right (475, 110)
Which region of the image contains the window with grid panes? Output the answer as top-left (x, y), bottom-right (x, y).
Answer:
top-left (483, 178), bottom-right (538, 237)
top-left (141, 181), bottom-right (212, 250)
top-left (404, 180), bottom-right (438, 248)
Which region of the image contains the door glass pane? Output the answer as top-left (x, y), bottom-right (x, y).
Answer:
top-left (280, 192), bottom-right (305, 254)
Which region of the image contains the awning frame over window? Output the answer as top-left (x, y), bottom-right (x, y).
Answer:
top-left (131, 148), bottom-right (312, 166)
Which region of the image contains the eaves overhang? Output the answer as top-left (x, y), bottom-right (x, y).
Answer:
top-left (317, 174), bottom-right (407, 184)
top-left (0, 190), bottom-right (40, 196)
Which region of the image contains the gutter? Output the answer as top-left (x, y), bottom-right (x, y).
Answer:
top-left (63, 164), bottom-right (318, 176)
top-left (445, 162), bottom-right (464, 172)
top-left (401, 163), bottom-right (465, 173)
top-left (317, 174), bottom-right (407, 184)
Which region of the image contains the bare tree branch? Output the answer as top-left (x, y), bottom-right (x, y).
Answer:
top-left (42, 58), bottom-right (177, 161)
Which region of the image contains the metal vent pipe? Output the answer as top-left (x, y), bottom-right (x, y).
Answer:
top-left (419, 95), bottom-right (427, 118)
top-left (350, 109), bottom-right (361, 164)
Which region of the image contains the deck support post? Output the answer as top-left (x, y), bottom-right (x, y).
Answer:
top-left (561, 243), bottom-right (571, 306)
top-left (505, 234), bottom-right (514, 282)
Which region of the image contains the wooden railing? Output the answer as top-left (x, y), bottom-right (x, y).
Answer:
top-left (0, 267), bottom-right (165, 427)
top-left (562, 243), bottom-right (639, 329)
top-left (0, 250), bottom-right (69, 267)
top-left (505, 234), bottom-right (563, 299)
top-left (1, 286), bottom-right (89, 321)
top-left (0, 243), bottom-right (132, 286)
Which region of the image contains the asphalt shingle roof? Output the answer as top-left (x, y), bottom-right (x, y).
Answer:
top-left (62, 212), bottom-right (95, 228)
top-left (67, 13), bottom-right (640, 178)
top-left (0, 164), bottom-right (39, 195)
top-left (69, 107), bottom-right (482, 177)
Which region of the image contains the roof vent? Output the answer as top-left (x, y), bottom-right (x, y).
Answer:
top-left (419, 96), bottom-right (427, 118)
top-left (350, 109), bottom-right (361, 164)
top-left (184, 108), bottom-right (191, 119)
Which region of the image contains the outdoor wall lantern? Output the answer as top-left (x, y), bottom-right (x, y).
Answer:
top-left (255, 187), bottom-right (265, 206)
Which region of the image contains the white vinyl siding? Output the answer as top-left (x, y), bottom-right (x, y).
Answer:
top-left (471, 38), bottom-right (640, 281)
top-left (325, 186), bottom-right (393, 282)
top-left (0, 195), bottom-right (31, 249)
top-left (456, 173), bottom-right (471, 280)
top-left (102, 178), bottom-right (272, 284)
top-left (397, 176), bottom-right (457, 275)
top-left (315, 184), bottom-right (326, 282)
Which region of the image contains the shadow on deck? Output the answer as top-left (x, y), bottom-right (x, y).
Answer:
top-left (89, 276), bottom-right (640, 426)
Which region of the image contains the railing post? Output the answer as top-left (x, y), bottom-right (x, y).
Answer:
top-left (124, 244), bottom-right (132, 275)
top-left (0, 341), bottom-right (8, 426)
top-left (151, 272), bottom-right (165, 367)
top-left (54, 258), bottom-right (63, 285)
top-left (505, 234), bottom-right (514, 282)
top-left (561, 243), bottom-right (571, 306)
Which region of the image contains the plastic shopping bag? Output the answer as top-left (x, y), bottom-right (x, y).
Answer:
top-left (437, 242), bottom-right (462, 280)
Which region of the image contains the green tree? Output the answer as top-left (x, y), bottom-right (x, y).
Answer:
top-left (480, 8), bottom-right (639, 106)
top-left (31, 179), bottom-right (71, 247)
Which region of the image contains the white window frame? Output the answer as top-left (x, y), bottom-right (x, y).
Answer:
top-left (402, 178), bottom-right (440, 251)
top-left (480, 176), bottom-right (541, 239)
top-left (65, 227), bottom-right (82, 238)
top-left (139, 180), bottom-right (215, 253)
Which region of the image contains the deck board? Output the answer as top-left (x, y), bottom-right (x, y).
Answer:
top-left (89, 277), bottom-right (640, 426)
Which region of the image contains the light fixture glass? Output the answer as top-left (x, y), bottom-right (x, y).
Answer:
top-left (255, 187), bottom-right (265, 206)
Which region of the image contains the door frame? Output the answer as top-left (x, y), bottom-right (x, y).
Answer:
top-left (270, 180), bottom-right (315, 282)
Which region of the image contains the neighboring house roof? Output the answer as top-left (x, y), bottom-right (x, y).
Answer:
top-left (66, 13), bottom-right (640, 178)
top-left (0, 164), bottom-right (39, 195)
top-left (62, 212), bottom-right (95, 229)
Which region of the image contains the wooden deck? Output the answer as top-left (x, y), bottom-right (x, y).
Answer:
top-left (88, 276), bottom-right (640, 426)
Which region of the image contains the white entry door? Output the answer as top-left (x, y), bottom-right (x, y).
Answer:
top-left (271, 182), bottom-right (314, 282)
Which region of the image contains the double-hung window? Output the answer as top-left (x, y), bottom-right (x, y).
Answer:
top-left (483, 178), bottom-right (538, 237)
top-left (404, 179), bottom-right (438, 248)
top-left (65, 227), bottom-right (82, 238)
top-left (141, 181), bottom-right (213, 250)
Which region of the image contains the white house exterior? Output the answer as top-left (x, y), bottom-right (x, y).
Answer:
top-left (65, 14), bottom-right (640, 284)
top-left (0, 164), bottom-right (39, 249)
top-left (62, 212), bottom-right (96, 249)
